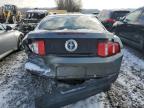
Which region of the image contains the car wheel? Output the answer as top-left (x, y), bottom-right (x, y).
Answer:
top-left (17, 35), bottom-right (24, 50)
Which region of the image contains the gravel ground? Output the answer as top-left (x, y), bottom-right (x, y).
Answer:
top-left (107, 47), bottom-right (144, 108)
top-left (0, 47), bottom-right (144, 108)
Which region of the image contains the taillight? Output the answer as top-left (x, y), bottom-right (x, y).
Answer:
top-left (97, 41), bottom-right (120, 57)
top-left (29, 40), bottom-right (45, 56)
top-left (104, 18), bottom-right (116, 23)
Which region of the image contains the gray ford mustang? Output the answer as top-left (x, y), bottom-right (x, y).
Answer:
top-left (23, 14), bottom-right (123, 86)
top-left (0, 24), bottom-right (24, 60)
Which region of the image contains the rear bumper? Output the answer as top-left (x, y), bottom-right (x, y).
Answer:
top-left (35, 73), bottom-right (118, 108)
top-left (25, 52), bottom-right (123, 79)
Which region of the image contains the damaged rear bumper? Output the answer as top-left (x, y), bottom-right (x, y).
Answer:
top-left (25, 53), bottom-right (123, 79)
top-left (25, 62), bottom-right (55, 78)
top-left (35, 73), bottom-right (118, 108)
top-left (25, 54), bottom-right (122, 108)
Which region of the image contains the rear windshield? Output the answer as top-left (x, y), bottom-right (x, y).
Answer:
top-left (111, 11), bottom-right (130, 20)
top-left (38, 15), bottom-right (106, 32)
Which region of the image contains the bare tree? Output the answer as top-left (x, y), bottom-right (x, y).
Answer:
top-left (55, 0), bottom-right (82, 12)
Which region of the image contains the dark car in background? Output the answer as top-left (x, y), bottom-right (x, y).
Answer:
top-left (18, 9), bottom-right (48, 35)
top-left (23, 14), bottom-right (123, 92)
top-left (98, 10), bottom-right (130, 31)
top-left (0, 23), bottom-right (24, 60)
top-left (113, 7), bottom-right (144, 52)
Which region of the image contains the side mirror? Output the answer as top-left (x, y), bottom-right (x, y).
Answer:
top-left (6, 26), bottom-right (12, 31)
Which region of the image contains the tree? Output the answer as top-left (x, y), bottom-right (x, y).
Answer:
top-left (55, 0), bottom-right (82, 12)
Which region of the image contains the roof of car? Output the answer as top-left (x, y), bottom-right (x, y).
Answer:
top-left (46, 13), bottom-right (92, 17)
top-left (113, 10), bottom-right (130, 12)
top-left (136, 6), bottom-right (144, 11)
top-left (27, 9), bottom-right (48, 13)
top-left (100, 10), bottom-right (130, 13)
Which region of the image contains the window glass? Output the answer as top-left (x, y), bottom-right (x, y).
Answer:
top-left (111, 11), bottom-right (130, 20)
top-left (124, 10), bottom-right (142, 22)
top-left (38, 15), bottom-right (106, 32)
top-left (138, 11), bottom-right (144, 24)
top-left (26, 12), bottom-right (46, 19)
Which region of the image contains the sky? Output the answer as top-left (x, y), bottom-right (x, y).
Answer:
top-left (0, 0), bottom-right (144, 10)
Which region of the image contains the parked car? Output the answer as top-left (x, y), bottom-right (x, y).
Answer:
top-left (112, 7), bottom-right (144, 52)
top-left (23, 14), bottom-right (123, 92)
top-left (98, 10), bottom-right (130, 31)
top-left (0, 23), bottom-right (24, 59)
top-left (18, 9), bottom-right (48, 35)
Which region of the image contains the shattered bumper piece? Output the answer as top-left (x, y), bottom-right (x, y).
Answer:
top-left (25, 62), bottom-right (55, 78)
top-left (35, 73), bottom-right (118, 108)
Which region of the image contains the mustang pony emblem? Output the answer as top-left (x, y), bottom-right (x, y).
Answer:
top-left (65, 39), bottom-right (78, 52)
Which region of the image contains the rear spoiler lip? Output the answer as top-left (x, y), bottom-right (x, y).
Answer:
top-left (26, 31), bottom-right (112, 39)
top-left (24, 35), bottom-right (112, 40)
top-left (56, 32), bottom-right (86, 35)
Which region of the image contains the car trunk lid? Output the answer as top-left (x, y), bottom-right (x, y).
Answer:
top-left (26, 30), bottom-right (111, 57)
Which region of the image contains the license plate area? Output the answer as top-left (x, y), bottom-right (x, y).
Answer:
top-left (57, 66), bottom-right (85, 78)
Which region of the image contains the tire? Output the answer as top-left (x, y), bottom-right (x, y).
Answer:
top-left (12, 16), bottom-right (17, 24)
top-left (17, 35), bottom-right (24, 50)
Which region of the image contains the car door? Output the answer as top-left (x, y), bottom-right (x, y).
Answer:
top-left (136, 10), bottom-right (144, 50)
top-left (0, 24), bottom-right (17, 55)
top-left (116, 9), bottom-right (143, 46)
